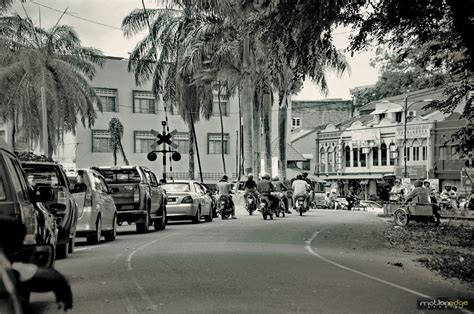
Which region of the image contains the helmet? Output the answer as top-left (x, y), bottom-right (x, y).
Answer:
top-left (394, 178), bottom-right (401, 183)
top-left (262, 173), bottom-right (270, 180)
top-left (272, 176), bottom-right (279, 181)
top-left (221, 175), bottom-right (228, 181)
top-left (247, 173), bottom-right (254, 179)
top-left (296, 174), bottom-right (303, 179)
top-left (413, 180), bottom-right (423, 187)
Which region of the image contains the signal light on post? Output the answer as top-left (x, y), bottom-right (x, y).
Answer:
top-left (172, 152), bottom-right (181, 161)
top-left (147, 152), bottom-right (157, 161)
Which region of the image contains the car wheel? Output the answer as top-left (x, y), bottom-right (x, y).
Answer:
top-left (56, 242), bottom-right (69, 259)
top-left (87, 216), bottom-right (102, 245)
top-left (394, 209), bottom-right (409, 226)
top-left (154, 208), bottom-right (167, 231)
top-left (104, 215), bottom-right (117, 241)
top-left (192, 207), bottom-right (201, 224)
top-left (68, 230), bottom-right (76, 254)
top-left (136, 211), bottom-right (150, 233)
top-left (204, 207), bottom-right (213, 222)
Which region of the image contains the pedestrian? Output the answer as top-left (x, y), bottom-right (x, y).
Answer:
top-left (389, 179), bottom-right (405, 203)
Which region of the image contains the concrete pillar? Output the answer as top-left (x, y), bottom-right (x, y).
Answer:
top-left (428, 124), bottom-right (436, 179)
top-left (315, 132), bottom-right (320, 175)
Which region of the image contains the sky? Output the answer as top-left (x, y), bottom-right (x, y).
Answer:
top-left (11, 0), bottom-right (380, 101)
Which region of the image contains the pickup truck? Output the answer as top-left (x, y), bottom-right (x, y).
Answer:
top-left (92, 166), bottom-right (167, 233)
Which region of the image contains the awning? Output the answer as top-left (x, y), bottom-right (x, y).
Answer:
top-left (385, 107), bottom-right (402, 113)
top-left (323, 174), bottom-right (384, 180)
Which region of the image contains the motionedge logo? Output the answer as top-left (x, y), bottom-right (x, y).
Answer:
top-left (417, 298), bottom-right (473, 311)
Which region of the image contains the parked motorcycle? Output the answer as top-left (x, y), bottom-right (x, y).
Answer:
top-left (295, 195), bottom-right (306, 216)
top-left (246, 194), bottom-right (257, 216)
top-left (259, 195), bottom-right (273, 220)
top-left (218, 195), bottom-right (233, 220)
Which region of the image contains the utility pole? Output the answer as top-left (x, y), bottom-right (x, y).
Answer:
top-left (403, 96), bottom-right (408, 178)
top-left (162, 121), bottom-right (167, 182)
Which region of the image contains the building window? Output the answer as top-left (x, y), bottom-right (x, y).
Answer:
top-left (381, 143), bottom-right (388, 166)
top-left (212, 87), bottom-right (229, 116)
top-left (345, 146), bottom-right (351, 167)
top-left (389, 143), bottom-right (396, 166)
top-left (328, 149), bottom-right (335, 172)
top-left (372, 147), bottom-right (379, 166)
top-left (208, 133), bottom-right (229, 154)
top-left (134, 131), bottom-right (155, 153)
top-left (379, 113), bottom-right (386, 121)
top-left (133, 91), bottom-right (156, 114)
top-left (320, 147), bottom-right (326, 173)
top-left (422, 146), bottom-right (427, 160)
top-left (413, 146), bottom-right (420, 161)
top-left (352, 148), bottom-right (359, 167)
top-left (359, 148), bottom-right (366, 167)
top-left (395, 112), bottom-right (402, 123)
top-left (92, 130), bottom-right (113, 153)
top-left (405, 147), bottom-right (411, 161)
top-left (0, 130), bottom-right (5, 141)
top-left (174, 132), bottom-right (190, 154)
top-left (291, 117), bottom-right (301, 130)
top-left (95, 88), bottom-right (118, 112)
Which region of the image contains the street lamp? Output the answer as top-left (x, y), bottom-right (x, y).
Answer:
top-left (380, 98), bottom-right (433, 178)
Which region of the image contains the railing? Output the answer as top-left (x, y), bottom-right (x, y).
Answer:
top-left (167, 172), bottom-right (238, 180)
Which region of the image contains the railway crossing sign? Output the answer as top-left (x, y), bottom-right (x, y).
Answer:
top-left (150, 129), bottom-right (178, 150)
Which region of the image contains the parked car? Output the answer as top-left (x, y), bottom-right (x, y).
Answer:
top-left (22, 162), bottom-right (78, 258)
top-left (93, 166), bottom-right (166, 233)
top-left (68, 169), bottom-right (118, 244)
top-left (0, 140), bottom-right (57, 250)
top-left (163, 180), bottom-right (213, 223)
top-left (202, 183), bottom-right (218, 218)
top-left (312, 192), bottom-right (327, 209)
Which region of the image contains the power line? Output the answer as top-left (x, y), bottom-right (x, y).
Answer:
top-left (30, 0), bottom-right (124, 31)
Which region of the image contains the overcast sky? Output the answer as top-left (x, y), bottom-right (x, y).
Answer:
top-left (11, 0), bottom-right (379, 101)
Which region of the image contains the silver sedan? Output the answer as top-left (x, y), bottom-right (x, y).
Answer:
top-left (163, 180), bottom-right (213, 223)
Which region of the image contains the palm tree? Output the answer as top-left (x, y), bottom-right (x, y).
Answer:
top-left (122, 3), bottom-right (215, 181)
top-left (0, 15), bottom-right (104, 157)
top-left (108, 117), bottom-right (129, 166)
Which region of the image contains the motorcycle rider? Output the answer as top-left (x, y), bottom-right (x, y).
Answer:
top-left (404, 180), bottom-right (430, 204)
top-left (0, 218), bottom-right (73, 311)
top-left (302, 172), bottom-right (313, 208)
top-left (292, 174), bottom-right (309, 210)
top-left (217, 175), bottom-right (237, 219)
top-left (272, 176), bottom-right (292, 214)
top-left (389, 179), bottom-right (405, 202)
top-left (256, 173), bottom-right (277, 211)
top-left (345, 189), bottom-right (358, 211)
top-left (243, 173), bottom-right (258, 209)
top-left (423, 180), bottom-right (441, 217)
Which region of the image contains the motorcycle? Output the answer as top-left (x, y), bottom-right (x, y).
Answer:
top-left (218, 195), bottom-right (233, 220)
top-left (259, 195), bottom-right (273, 220)
top-left (295, 195), bottom-right (306, 216)
top-left (246, 194), bottom-right (257, 216)
top-left (271, 192), bottom-right (286, 218)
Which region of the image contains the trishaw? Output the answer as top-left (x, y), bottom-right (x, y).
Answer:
top-left (393, 203), bottom-right (440, 227)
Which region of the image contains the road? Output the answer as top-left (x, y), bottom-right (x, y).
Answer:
top-left (32, 207), bottom-right (473, 313)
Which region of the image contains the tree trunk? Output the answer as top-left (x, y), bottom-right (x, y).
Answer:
top-left (278, 92), bottom-right (288, 180)
top-left (190, 119), bottom-right (203, 183)
top-left (262, 90), bottom-right (272, 175)
top-left (188, 123), bottom-right (195, 180)
top-left (119, 140), bottom-right (129, 165)
top-left (241, 34), bottom-right (253, 176)
top-left (217, 82), bottom-right (226, 174)
top-left (253, 92), bottom-right (261, 176)
top-left (113, 147), bottom-right (117, 166)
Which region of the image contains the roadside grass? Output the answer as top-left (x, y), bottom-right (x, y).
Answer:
top-left (384, 220), bottom-right (473, 285)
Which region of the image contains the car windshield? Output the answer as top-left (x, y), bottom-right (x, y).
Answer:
top-left (68, 170), bottom-right (89, 187)
top-left (0, 177), bottom-right (6, 201)
top-left (95, 168), bottom-right (141, 183)
top-left (23, 166), bottom-right (64, 187)
top-left (163, 183), bottom-right (191, 192)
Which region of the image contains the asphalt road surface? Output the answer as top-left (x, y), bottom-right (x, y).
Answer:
top-left (32, 207), bottom-right (473, 314)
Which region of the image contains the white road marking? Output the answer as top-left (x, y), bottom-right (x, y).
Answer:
top-left (305, 228), bottom-right (473, 314)
top-left (75, 244), bottom-right (110, 252)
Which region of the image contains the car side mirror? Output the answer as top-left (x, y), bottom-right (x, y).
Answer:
top-left (18, 244), bottom-right (55, 268)
top-left (110, 187), bottom-right (120, 194)
top-left (33, 186), bottom-right (54, 203)
top-left (72, 183), bottom-right (87, 193)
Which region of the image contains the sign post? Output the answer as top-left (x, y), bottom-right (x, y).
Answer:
top-left (147, 121), bottom-right (181, 182)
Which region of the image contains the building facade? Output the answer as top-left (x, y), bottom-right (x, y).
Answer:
top-left (291, 99), bottom-right (352, 131)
